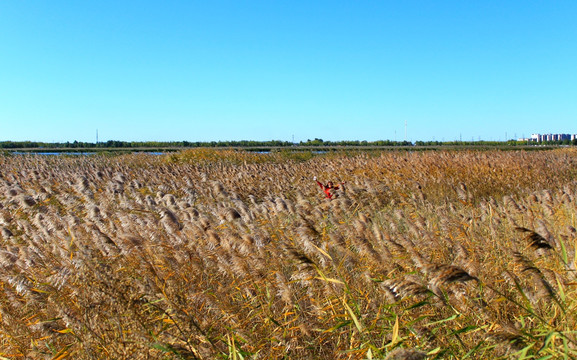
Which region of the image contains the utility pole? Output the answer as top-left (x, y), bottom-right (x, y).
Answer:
top-left (96, 129), bottom-right (99, 144)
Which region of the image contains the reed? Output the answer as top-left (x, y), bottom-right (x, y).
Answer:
top-left (0, 148), bottom-right (577, 358)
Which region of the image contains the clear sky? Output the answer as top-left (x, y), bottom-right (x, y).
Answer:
top-left (1, 1), bottom-right (576, 143)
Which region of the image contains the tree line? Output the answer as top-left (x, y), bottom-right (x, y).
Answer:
top-left (1, 138), bottom-right (575, 150)
top-left (0, 139), bottom-right (413, 149)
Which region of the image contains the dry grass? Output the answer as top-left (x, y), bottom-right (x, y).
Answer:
top-left (1, 148), bottom-right (577, 359)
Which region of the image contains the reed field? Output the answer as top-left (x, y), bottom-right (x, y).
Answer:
top-left (1, 148), bottom-right (577, 359)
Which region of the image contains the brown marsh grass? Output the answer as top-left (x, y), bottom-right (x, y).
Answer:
top-left (1, 148), bottom-right (577, 359)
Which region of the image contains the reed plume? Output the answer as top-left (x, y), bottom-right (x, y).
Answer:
top-left (385, 348), bottom-right (427, 360)
top-left (515, 227), bottom-right (553, 250)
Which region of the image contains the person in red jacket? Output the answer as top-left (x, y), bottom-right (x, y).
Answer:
top-left (314, 176), bottom-right (345, 199)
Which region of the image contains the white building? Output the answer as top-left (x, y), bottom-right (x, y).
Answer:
top-left (526, 133), bottom-right (577, 142)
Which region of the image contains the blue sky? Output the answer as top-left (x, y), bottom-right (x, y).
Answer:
top-left (1, 1), bottom-right (576, 143)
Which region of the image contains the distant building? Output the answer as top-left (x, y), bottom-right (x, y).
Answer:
top-left (520, 133), bottom-right (577, 142)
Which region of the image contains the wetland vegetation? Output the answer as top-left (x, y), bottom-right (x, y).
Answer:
top-left (1, 148), bottom-right (577, 359)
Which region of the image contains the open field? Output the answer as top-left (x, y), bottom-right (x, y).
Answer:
top-left (1, 148), bottom-right (577, 359)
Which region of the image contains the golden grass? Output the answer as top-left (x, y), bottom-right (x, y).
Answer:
top-left (1, 148), bottom-right (577, 359)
